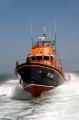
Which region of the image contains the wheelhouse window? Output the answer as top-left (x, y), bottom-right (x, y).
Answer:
top-left (31, 56), bottom-right (35, 60)
top-left (44, 56), bottom-right (49, 60)
top-left (27, 56), bottom-right (35, 62)
top-left (51, 56), bottom-right (53, 60)
top-left (36, 56), bottom-right (42, 60)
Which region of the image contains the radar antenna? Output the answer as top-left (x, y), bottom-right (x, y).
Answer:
top-left (38, 28), bottom-right (48, 41)
top-left (43, 28), bottom-right (47, 37)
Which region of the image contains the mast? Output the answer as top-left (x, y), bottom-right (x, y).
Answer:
top-left (30, 19), bottom-right (33, 48)
top-left (36, 21), bottom-right (38, 41)
top-left (54, 12), bottom-right (56, 53)
top-left (49, 21), bottom-right (51, 39)
top-left (43, 28), bottom-right (47, 38)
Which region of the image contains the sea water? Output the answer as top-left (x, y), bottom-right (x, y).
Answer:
top-left (0, 72), bottom-right (79, 120)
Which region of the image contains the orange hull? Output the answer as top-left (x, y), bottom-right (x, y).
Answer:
top-left (24, 84), bottom-right (54, 97)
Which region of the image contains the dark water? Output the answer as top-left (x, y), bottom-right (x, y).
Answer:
top-left (0, 72), bottom-right (79, 120)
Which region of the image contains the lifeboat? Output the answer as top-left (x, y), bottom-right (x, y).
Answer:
top-left (15, 28), bottom-right (65, 97)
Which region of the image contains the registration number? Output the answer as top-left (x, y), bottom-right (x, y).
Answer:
top-left (47, 73), bottom-right (54, 79)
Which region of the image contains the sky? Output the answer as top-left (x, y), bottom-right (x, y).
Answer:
top-left (0, 0), bottom-right (79, 74)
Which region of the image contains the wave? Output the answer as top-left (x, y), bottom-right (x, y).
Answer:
top-left (0, 79), bottom-right (32, 100)
top-left (41, 72), bottom-right (79, 98)
top-left (0, 72), bottom-right (79, 100)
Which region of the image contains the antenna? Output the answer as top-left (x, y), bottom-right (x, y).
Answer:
top-left (36, 21), bottom-right (38, 41)
top-left (34, 3), bottom-right (38, 41)
top-left (30, 19), bottom-right (33, 48)
top-left (54, 12), bottom-right (56, 53)
top-left (49, 21), bottom-right (51, 39)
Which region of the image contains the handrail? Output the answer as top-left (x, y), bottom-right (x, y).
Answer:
top-left (16, 58), bottom-right (26, 66)
top-left (16, 58), bottom-right (26, 62)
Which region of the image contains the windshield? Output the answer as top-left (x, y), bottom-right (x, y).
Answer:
top-left (36, 56), bottom-right (42, 60)
top-left (44, 56), bottom-right (49, 60)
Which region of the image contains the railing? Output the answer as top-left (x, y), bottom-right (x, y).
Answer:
top-left (16, 59), bottom-right (55, 67)
top-left (16, 58), bottom-right (26, 67)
